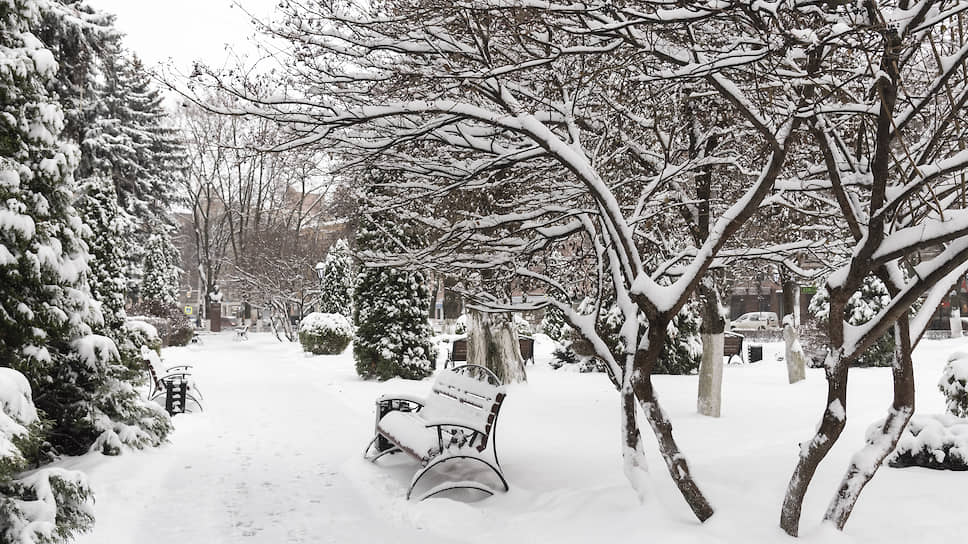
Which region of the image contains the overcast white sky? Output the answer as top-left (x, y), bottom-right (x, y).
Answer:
top-left (85, 0), bottom-right (279, 71)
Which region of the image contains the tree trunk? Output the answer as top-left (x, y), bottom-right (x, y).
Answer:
top-left (442, 276), bottom-right (462, 320)
top-left (466, 309), bottom-right (527, 384)
top-left (634, 325), bottom-right (714, 522)
top-left (782, 278), bottom-right (799, 326)
top-left (823, 315), bottom-right (915, 529)
top-left (620, 384), bottom-right (650, 502)
top-left (698, 281), bottom-right (725, 417)
top-left (634, 373), bottom-right (715, 521)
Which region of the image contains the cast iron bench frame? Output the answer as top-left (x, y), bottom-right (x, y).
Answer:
top-left (141, 346), bottom-right (204, 413)
top-left (363, 364), bottom-right (508, 500)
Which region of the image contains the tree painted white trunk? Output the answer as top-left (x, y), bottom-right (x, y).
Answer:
top-left (466, 310), bottom-right (527, 384)
top-left (783, 317), bottom-right (806, 384)
top-left (697, 333), bottom-right (724, 417)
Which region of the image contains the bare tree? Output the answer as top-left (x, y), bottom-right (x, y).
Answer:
top-left (186, 0), bottom-right (968, 534)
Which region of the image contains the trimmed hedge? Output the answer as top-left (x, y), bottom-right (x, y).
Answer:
top-left (299, 313), bottom-right (353, 355)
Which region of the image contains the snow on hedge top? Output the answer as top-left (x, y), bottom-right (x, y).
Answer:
top-left (124, 318), bottom-right (160, 341)
top-left (1, 367), bottom-right (39, 460)
top-left (299, 312), bottom-right (353, 336)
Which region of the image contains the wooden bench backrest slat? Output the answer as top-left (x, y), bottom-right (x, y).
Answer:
top-left (421, 370), bottom-right (506, 443)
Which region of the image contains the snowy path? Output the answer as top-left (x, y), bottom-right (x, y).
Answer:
top-left (68, 332), bottom-right (968, 544)
top-left (72, 336), bottom-right (436, 544)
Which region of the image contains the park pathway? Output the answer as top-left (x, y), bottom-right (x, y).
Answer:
top-left (73, 334), bottom-right (439, 544)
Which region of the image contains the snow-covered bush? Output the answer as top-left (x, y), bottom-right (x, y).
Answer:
top-left (130, 298), bottom-right (193, 347)
top-left (513, 314), bottom-right (533, 336)
top-left (453, 314), bottom-right (468, 335)
top-left (353, 216), bottom-right (437, 380)
top-left (808, 276), bottom-right (895, 367)
top-left (888, 414), bottom-right (968, 471)
top-left (72, 336), bottom-right (171, 455)
top-left (2, 368), bottom-right (94, 542)
top-left (939, 353), bottom-right (968, 418)
top-left (299, 312), bottom-right (353, 355)
top-left (540, 306), bottom-right (570, 342)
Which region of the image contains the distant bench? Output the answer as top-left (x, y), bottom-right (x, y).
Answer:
top-left (446, 335), bottom-right (535, 368)
top-left (724, 331), bottom-right (744, 365)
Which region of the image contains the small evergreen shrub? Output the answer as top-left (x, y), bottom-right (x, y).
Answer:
top-left (454, 314), bottom-right (468, 335)
top-left (299, 312), bottom-right (354, 355)
top-left (2, 368), bottom-right (95, 542)
top-left (888, 414), bottom-right (968, 471)
top-left (514, 314), bottom-right (533, 336)
top-left (809, 276), bottom-right (895, 367)
top-left (129, 301), bottom-right (193, 347)
top-left (540, 306), bottom-right (570, 342)
top-left (940, 353), bottom-right (968, 418)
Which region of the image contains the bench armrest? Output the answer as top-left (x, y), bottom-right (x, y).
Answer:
top-left (376, 393), bottom-right (425, 406)
top-left (423, 417), bottom-right (487, 436)
top-left (164, 364), bottom-right (193, 372)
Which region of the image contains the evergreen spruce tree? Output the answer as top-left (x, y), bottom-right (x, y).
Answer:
top-left (74, 177), bottom-right (127, 331)
top-left (353, 217), bottom-right (437, 380)
top-left (140, 228), bottom-right (180, 308)
top-left (1, 0), bottom-right (169, 463)
top-left (318, 238), bottom-right (354, 317)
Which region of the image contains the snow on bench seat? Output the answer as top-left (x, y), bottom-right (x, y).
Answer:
top-left (377, 410), bottom-right (442, 461)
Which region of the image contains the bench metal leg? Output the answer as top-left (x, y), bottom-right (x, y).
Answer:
top-left (407, 453), bottom-right (508, 500)
top-left (363, 435), bottom-right (401, 462)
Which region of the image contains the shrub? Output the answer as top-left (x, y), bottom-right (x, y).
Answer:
top-left (888, 414), bottom-right (968, 471)
top-left (128, 300), bottom-right (194, 347)
top-left (2, 368), bottom-right (95, 542)
top-left (454, 314), bottom-right (468, 335)
top-left (940, 353), bottom-right (968, 418)
top-left (514, 314), bottom-right (533, 336)
top-left (808, 276), bottom-right (895, 367)
top-left (540, 306), bottom-right (570, 342)
top-left (299, 313), bottom-right (354, 355)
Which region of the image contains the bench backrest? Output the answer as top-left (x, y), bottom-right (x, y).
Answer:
top-left (422, 368), bottom-right (506, 451)
top-left (140, 346), bottom-right (166, 389)
top-left (723, 333), bottom-right (744, 356)
top-left (518, 336), bottom-right (534, 361)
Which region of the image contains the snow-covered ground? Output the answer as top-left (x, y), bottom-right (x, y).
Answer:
top-left (66, 333), bottom-right (968, 543)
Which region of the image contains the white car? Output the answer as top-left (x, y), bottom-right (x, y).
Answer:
top-left (731, 312), bottom-right (779, 331)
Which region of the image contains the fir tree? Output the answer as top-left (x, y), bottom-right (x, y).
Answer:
top-left (74, 176), bottom-right (127, 331)
top-left (353, 216), bottom-right (437, 380)
top-left (1, 0), bottom-right (169, 462)
top-left (317, 238), bottom-right (353, 318)
top-left (140, 228), bottom-right (180, 308)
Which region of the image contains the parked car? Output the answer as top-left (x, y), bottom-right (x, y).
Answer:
top-left (731, 311), bottom-right (779, 330)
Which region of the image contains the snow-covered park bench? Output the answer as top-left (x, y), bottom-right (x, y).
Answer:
top-left (363, 365), bottom-right (509, 500)
top-left (234, 324), bottom-right (249, 340)
top-left (140, 346), bottom-right (204, 414)
top-left (445, 338), bottom-right (468, 369)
